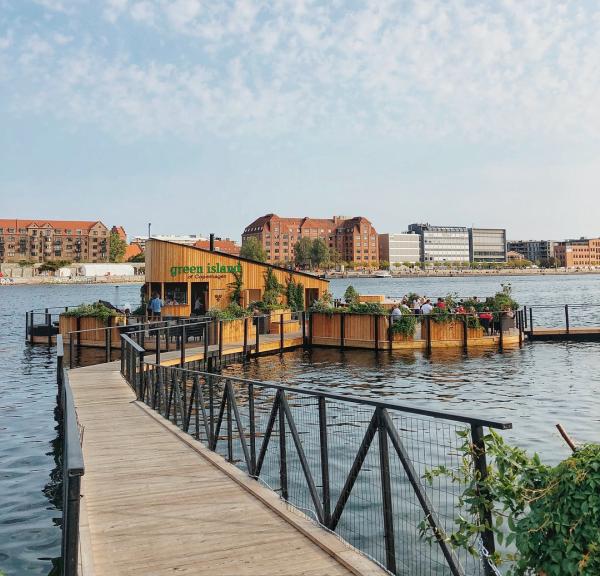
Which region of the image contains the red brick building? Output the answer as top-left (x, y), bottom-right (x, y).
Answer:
top-left (242, 214), bottom-right (378, 265)
top-left (0, 219), bottom-right (110, 263)
top-left (194, 238), bottom-right (240, 256)
top-left (554, 238), bottom-right (600, 268)
top-left (111, 225), bottom-right (127, 241)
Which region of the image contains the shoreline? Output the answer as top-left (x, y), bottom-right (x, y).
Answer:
top-left (0, 275), bottom-right (144, 286)
top-left (326, 268), bottom-right (600, 279)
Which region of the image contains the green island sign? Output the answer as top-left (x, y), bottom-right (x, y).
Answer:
top-left (170, 262), bottom-right (242, 277)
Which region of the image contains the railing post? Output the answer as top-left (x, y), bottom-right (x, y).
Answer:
top-left (46, 308), bottom-right (52, 346)
top-left (155, 329), bottom-right (161, 365)
top-left (499, 312), bottom-right (504, 352)
top-left (204, 321), bottom-right (209, 365)
top-left (340, 313), bottom-right (345, 350)
top-left (105, 323), bottom-right (110, 364)
top-left (280, 312), bottom-right (284, 351)
top-left (278, 390), bottom-right (288, 500)
top-left (25, 311), bottom-right (29, 342)
top-left (76, 317), bottom-right (81, 350)
top-left (565, 304), bottom-right (570, 334)
top-left (208, 371), bottom-right (215, 446)
top-left (243, 317), bottom-right (248, 357)
top-left (180, 324), bottom-right (186, 366)
top-left (308, 311), bottom-right (313, 347)
top-left (218, 320), bottom-right (223, 360)
top-left (69, 336), bottom-right (74, 369)
top-left (302, 310), bottom-right (306, 345)
top-left (523, 305), bottom-right (528, 328)
top-left (63, 472), bottom-right (82, 576)
top-left (463, 314), bottom-right (468, 352)
top-left (529, 307), bottom-right (533, 336)
top-left (29, 310), bottom-right (34, 344)
top-left (388, 314), bottom-right (393, 352)
top-left (226, 381), bottom-right (233, 462)
top-left (378, 408), bottom-right (397, 574)
top-left (120, 336), bottom-right (125, 374)
top-left (165, 321), bottom-right (170, 352)
top-left (249, 382), bottom-right (256, 475)
top-left (425, 315), bottom-right (432, 354)
top-left (471, 424), bottom-right (496, 576)
top-left (255, 317), bottom-right (260, 355)
top-left (318, 396), bottom-right (331, 526)
top-left (138, 350), bottom-right (145, 399)
top-left (374, 313), bottom-right (379, 351)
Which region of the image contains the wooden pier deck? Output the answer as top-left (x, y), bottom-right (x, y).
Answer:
top-left (70, 362), bottom-right (384, 576)
top-left (526, 327), bottom-right (600, 341)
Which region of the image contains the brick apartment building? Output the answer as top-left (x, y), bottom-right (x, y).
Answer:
top-left (0, 219), bottom-right (110, 263)
top-left (194, 237), bottom-right (240, 256)
top-left (554, 238), bottom-right (600, 268)
top-left (242, 214), bottom-right (378, 265)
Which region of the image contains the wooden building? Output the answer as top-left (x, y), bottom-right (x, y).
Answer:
top-left (145, 239), bottom-right (329, 317)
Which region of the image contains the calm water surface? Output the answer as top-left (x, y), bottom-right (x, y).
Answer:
top-left (1, 276), bottom-right (599, 575)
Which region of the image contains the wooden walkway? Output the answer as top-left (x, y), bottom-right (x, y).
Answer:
top-left (70, 362), bottom-right (385, 576)
top-left (526, 327), bottom-right (600, 341)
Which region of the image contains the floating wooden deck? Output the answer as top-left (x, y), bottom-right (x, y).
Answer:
top-left (69, 362), bottom-right (384, 576)
top-left (526, 327), bottom-right (600, 341)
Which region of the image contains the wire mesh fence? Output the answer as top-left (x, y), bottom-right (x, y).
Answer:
top-left (124, 353), bottom-right (511, 576)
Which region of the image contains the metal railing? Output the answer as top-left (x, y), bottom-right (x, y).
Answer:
top-left (523, 303), bottom-right (600, 335)
top-left (121, 335), bottom-right (511, 576)
top-left (56, 335), bottom-right (85, 576)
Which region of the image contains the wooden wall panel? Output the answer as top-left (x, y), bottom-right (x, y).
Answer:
top-left (145, 239), bottom-right (329, 315)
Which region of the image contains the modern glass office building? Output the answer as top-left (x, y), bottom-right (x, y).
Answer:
top-left (469, 228), bottom-right (507, 263)
top-left (407, 223), bottom-right (470, 263)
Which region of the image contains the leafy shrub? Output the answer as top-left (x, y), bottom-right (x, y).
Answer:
top-left (347, 302), bottom-right (386, 315)
top-left (207, 303), bottom-right (252, 320)
top-left (391, 309), bottom-right (417, 337)
top-left (310, 292), bottom-right (335, 313)
top-left (63, 302), bottom-right (118, 323)
top-left (344, 285), bottom-right (360, 305)
top-left (422, 431), bottom-right (600, 575)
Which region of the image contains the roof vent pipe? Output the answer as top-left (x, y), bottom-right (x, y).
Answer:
top-left (209, 233), bottom-right (215, 252)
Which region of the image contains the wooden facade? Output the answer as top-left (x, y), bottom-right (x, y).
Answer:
top-left (145, 239), bottom-right (329, 317)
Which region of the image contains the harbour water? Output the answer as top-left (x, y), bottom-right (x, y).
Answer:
top-left (1, 275), bottom-right (599, 575)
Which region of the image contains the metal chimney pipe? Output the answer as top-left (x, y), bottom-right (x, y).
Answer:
top-left (209, 233), bottom-right (215, 252)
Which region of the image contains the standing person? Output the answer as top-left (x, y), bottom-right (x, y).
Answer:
top-left (193, 295), bottom-right (203, 316)
top-left (391, 303), bottom-right (402, 323)
top-left (421, 299), bottom-right (433, 314)
top-left (436, 297), bottom-right (446, 309)
top-left (149, 292), bottom-right (163, 320)
top-left (412, 297), bottom-right (422, 315)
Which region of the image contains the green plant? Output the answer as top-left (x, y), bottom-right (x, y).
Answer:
top-left (228, 268), bottom-right (243, 305)
top-left (311, 238), bottom-right (329, 268)
top-left (240, 237), bottom-right (267, 262)
top-left (430, 306), bottom-right (454, 323)
top-left (294, 237), bottom-right (314, 268)
top-left (347, 302), bottom-right (386, 315)
top-left (310, 291), bottom-right (334, 312)
top-left (466, 314), bottom-right (481, 329)
top-left (63, 302), bottom-right (118, 323)
top-left (422, 431), bottom-right (600, 575)
top-left (391, 309), bottom-right (417, 337)
top-left (18, 259), bottom-right (34, 267)
top-left (109, 230), bottom-right (127, 262)
top-left (39, 259), bottom-right (72, 272)
top-left (343, 285), bottom-right (360, 305)
top-left (207, 303), bottom-right (252, 320)
top-left (285, 275), bottom-right (305, 312)
top-left (260, 267), bottom-right (284, 310)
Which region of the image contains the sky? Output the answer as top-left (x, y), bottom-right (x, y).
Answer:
top-left (1, 0), bottom-right (600, 242)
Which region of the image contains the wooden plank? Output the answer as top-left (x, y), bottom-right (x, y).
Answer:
top-left (69, 364), bottom-right (385, 576)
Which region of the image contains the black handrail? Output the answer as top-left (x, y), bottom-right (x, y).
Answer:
top-left (120, 335), bottom-right (510, 576)
top-left (56, 335), bottom-right (85, 576)
top-left (161, 365), bottom-right (510, 430)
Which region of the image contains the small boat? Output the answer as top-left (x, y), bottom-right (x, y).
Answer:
top-left (374, 270), bottom-right (391, 278)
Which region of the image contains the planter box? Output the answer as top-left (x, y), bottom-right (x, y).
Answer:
top-left (220, 317), bottom-right (256, 344)
top-left (59, 313), bottom-right (125, 346)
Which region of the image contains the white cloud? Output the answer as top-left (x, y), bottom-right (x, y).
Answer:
top-left (7, 1), bottom-right (600, 142)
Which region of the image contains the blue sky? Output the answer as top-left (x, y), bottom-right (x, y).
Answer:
top-left (1, 0), bottom-right (599, 241)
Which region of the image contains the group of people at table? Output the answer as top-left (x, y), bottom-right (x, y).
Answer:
top-left (390, 296), bottom-right (504, 335)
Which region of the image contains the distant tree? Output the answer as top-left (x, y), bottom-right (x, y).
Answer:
top-left (311, 238), bottom-right (329, 268)
top-left (344, 285), bottom-right (359, 304)
top-left (128, 252), bottom-right (145, 262)
top-left (240, 237), bottom-right (267, 262)
top-left (294, 237), bottom-right (313, 268)
top-left (109, 231), bottom-right (127, 262)
top-left (378, 260), bottom-right (389, 270)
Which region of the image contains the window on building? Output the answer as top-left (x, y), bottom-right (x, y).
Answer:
top-left (164, 282), bottom-right (187, 304)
